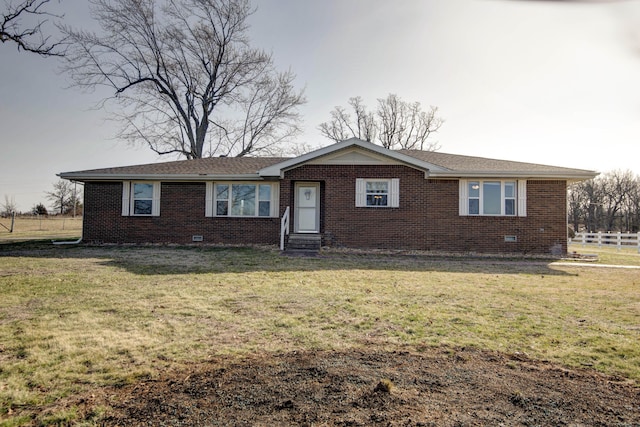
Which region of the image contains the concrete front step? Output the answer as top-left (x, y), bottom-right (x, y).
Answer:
top-left (286, 234), bottom-right (321, 252)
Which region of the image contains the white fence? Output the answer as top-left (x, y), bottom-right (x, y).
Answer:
top-left (570, 232), bottom-right (640, 253)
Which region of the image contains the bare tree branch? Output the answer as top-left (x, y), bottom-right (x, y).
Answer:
top-left (319, 94), bottom-right (443, 151)
top-left (0, 0), bottom-right (66, 56)
top-left (62, 0), bottom-right (305, 159)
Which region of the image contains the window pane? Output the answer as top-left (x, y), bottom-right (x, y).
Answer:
top-left (469, 199), bottom-right (479, 215)
top-left (367, 194), bottom-right (388, 206)
top-left (259, 184), bottom-right (271, 201)
top-left (505, 199), bottom-right (515, 216)
top-left (216, 201), bottom-right (228, 216)
top-left (231, 184), bottom-right (256, 216)
top-left (366, 181), bottom-right (388, 193)
top-left (134, 200), bottom-right (152, 215)
top-left (133, 183), bottom-right (153, 199)
top-left (483, 181), bottom-right (501, 215)
top-left (468, 182), bottom-right (480, 198)
top-left (505, 182), bottom-right (515, 198)
top-left (216, 184), bottom-right (229, 200)
top-left (258, 201), bottom-right (270, 216)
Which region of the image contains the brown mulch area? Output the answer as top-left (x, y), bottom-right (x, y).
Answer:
top-left (91, 346), bottom-right (638, 426)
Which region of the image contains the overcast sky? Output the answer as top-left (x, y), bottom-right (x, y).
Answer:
top-left (1, 0), bottom-right (640, 212)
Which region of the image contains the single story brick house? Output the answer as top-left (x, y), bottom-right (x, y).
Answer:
top-left (59, 138), bottom-right (597, 254)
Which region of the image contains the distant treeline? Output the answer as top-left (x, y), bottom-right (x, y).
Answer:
top-left (569, 170), bottom-right (640, 233)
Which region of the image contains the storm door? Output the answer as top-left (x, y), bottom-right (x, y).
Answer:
top-left (294, 182), bottom-right (320, 233)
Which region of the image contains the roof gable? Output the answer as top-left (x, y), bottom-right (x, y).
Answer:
top-left (307, 148), bottom-right (401, 166)
top-left (258, 138), bottom-right (449, 178)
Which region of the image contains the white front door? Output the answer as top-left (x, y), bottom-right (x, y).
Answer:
top-left (294, 182), bottom-right (320, 233)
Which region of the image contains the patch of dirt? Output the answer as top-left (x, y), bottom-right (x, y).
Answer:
top-left (88, 346), bottom-right (638, 426)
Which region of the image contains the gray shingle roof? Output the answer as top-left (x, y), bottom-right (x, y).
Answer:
top-left (398, 150), bottom-right (593, 175)
top-left (60, 156), bottom-right (287, 179)
top-left (59, 140), bottom-right (596, 181)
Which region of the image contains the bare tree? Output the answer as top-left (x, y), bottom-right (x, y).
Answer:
top-left (62, 0), bottom-right (305, 159)
top-left (568, 170), bottom-right (640, 233)
top-left (0, 0), bottom-right (65, 56)
top-left (46, 180), bottom-right (80, 214)
top-left (1, 195), bottom-right (18, 216)
top-left (318, 97), bottom-right (376, 143)
top-left (600, 170), bottom-right (637, 232)
top-left (568, 179), bottom-right (604, 233)
top-left (210, 69), bottom-right (305, 157)
top-left (319, 94), bottom-right (443, 151)
top-left (567, 182), bottom-right (586, 233)
top-left (626, 177), bottom-right (640, 232)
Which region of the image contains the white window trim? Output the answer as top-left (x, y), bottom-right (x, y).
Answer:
top-left (458, 179), bottom-right (526, 217)
top-left (205, 181), bottom-right (279, 218)
top-left (355, 178), bottom-right (399, 208)
top-left (121, 181), bottom-right (161, 217)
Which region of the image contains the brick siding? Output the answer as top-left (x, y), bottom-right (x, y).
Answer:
top-left (283, 165), bottom-right (567, 255)
top-left (82, 167), bottom-right (568, 254)
top-left (82, 182), bottom-right (279, 245)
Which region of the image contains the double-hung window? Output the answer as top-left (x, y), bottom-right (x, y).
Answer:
top-left (366, 181), bottom-right (389, 206)
top-left (460, 180), bottom-right (526, 217)
top-left (355, 178), bottom-right (399, 208)
top-left (206, 182), bottom-right (278, 217)
top-left (122, 181), bottom-right (161, 216)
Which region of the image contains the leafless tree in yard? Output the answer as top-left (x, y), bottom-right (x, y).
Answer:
top-left (61, 0), bottom-right (305, 159)
top-left (319, 94), bottom-right (443, 151)
top-left (1, 195), bottom-right (18, 216)
top-left (318, 97), bottom-right (377, 144)
top-left (46, 180), bottom-right (80, 215)
top-left (0, 0), bottom-right (65, 56)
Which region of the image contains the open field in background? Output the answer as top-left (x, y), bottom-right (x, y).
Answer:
top-left (0, 217), bottom-right (82, 241)
top-left (0, 242), bottom-right (638, 425)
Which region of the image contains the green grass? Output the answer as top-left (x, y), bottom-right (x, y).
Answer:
top-left (1, 243), bottom-right (639, 425)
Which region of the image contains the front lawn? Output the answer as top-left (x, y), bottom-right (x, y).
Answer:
top-left (1, 244), bottom-right (638, 425)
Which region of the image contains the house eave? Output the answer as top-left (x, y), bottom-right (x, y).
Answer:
top-left (57, 173), bottom-right (264, 182)
top-left (429, 171), bottom-right (598, 181)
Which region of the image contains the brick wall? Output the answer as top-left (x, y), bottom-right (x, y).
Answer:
top-left (283, 166), bottom-right (568, 255)
top-left (82, 182), bottom-right (279, 245)
top-left (82, 170), bottom-right (568, 254)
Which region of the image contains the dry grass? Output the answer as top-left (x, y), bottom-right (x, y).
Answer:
top-left (568, 243), bottom-right (640, 266)
top-left (0, 217), bottom-right (82, 242)
top-left (0, 243), bottom-right (639, 425)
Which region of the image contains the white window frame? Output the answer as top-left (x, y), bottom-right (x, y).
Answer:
top-left (205, 182), bottom-right (279, 218)
top-left (355, 178), bottom-right (399, 208)
top-left (459, 179), bottom-right (526, 217)
top-left (121, 181), bottom-right (161, 217)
